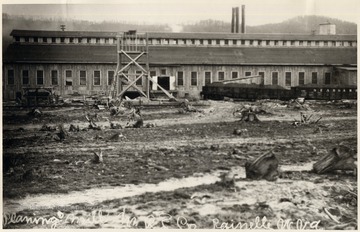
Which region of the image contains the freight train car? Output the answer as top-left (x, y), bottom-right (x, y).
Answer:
top-left (201, 83), bottom-right (357, 101)
top-left (291, 84), bottom-right (357, 100)
top-left (201, 83), bottom-right (293, 101)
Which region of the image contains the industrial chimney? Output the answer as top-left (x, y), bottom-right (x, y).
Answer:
top-left (231, 7), bottom-right (240, 33)
top-left (231, 7), bottom-right (235, 33)
top-left (235, 7), bottom-right (239, 33)
top-left (231, 6), bottom-right (244, 33)
top-left (241, 5), bottom-right (245, 34)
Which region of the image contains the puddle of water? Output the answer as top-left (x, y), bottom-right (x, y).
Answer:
top-left (3, 171), bottom-right (222, 213)
top-left (281, 162), bottom-right (315, 172)
top-left (3, 162), bottom-right (316, 213)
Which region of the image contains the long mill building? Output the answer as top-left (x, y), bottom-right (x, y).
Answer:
top-left (3, 22), bottom-right (357, 101)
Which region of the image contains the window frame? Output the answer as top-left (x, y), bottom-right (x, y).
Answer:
top-left (299, 72), bottom-right (305, 85)
top-left (135, 71), bottom-right (142, 86)
top-left (231, 71), bottom-right (239, 79)
top-left (36, 70), bottom-right (44, 85)
top-left (107, 70), bottom-right (115, 86)
top-left (22, 70), bottom-right (30, 85)
top-left (285, 72), bottom-right (292, 86)
top-left (272, 72), bottom-right (279, 85)
top-left (258, 72), bottom-right (265, 85)
top-left (65, 70), bottom-right (73, 86)
top-left (204, 71), bottom-right (212, 85)
top-left (7, 69), bottom-right (15, 85)
top-left (51, 70), bottom-right (58, 86)
top-left (160, 69), bottom-right (167, 76)
top-left (190, 71), bottom-right (198, 86)
top-left (218, 71), bottom-right (225, 81)
top-left (93, 70), bottom-right (101, 86)
top-left (79, 70), bottom-right (87, 86)
top-left (324, 72), bottom-right (331, 85)
top-left (311, 72), bottom-right (318, 84)
top-left (177, 71), bottom-right (184, 86)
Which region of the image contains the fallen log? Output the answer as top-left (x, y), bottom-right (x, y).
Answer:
top-left (245, 151), bottom-right (279, 181)
top-left (313, 145), bottom-right (357, 174)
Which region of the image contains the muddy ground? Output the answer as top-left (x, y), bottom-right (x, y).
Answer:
top-left (2, 99), bottom-right (357, 229)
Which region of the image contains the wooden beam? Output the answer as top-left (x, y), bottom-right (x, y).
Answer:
top-left (218, 75), bottom-right (261, 83)
top-left (148, 77), bottom-right (176, 100)
top-left (119, 74), bottom-right (147, 97)
top-left (117, 73), bottom-right (145, 98)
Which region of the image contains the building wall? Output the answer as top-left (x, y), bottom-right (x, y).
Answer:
top-left (3, 63), bottom-right (354, 100)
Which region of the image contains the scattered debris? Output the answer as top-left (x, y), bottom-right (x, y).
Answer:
top-left (233, 105), bottom-right (262, 122)
top-left (39, 124), bottom-right (56, 131)
top-left (179, 99), bottom-right (203, 113)
top-left (85, 112), bottom-right (99, 122)
top-left (28, 108), bottom-right (42, 117)
top-left (125, 107), bottom-right (144, 128)
top-left (240, 111), bottom-right (259, 122)
top-left (144, 123), bottom-right (156, 128)
top-left (191, 193), bottom-right (212, 204)
top-left (292, 112), bottom-right (322, 126)
top-left (86, 113), bottom-right (101, 130)
top-left (245, 151), bottom-right (279, 181)
top-left (217, 172), bottom-right (238, 191)
top-left (106, 119), bottom-right (122, 129)
top-left (53, 159), bottom-right (70, 164)
top-left (233, 128), bottom-right (248, 136)
top-left (96, 105), bottom-right (106, 110)
top-left (313, 145), bottom-right (357, 174)
top-left (93, 151), bottom-right (103, 164)
top-left (108, 132), bottom-right (125, 141)
top-left (69, 124), bottom-right (80, 132)
top-left (148, 163), bottom-right (169, 171)
top-left (109, 106), bottom-right (119, 116)
top-left (323, 207), bottom-right (340, 224)
top-left (22, 167), bottom-right (43, 181)
top-left (55, 124), bottom-right (67, 141)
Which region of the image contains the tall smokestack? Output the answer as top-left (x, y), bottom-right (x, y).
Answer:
top-left (241, 5), bottom-right (245, 33)
top-left (231, 8), bottom-right (235, 33)
top-left (235, 7), bottom-right (239, 33)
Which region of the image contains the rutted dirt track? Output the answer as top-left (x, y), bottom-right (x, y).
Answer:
top-left (2, 100), bottom-right (357, 229)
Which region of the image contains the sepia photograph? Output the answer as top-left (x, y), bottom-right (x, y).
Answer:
top-left (2, 0), bottom-right (358, 229)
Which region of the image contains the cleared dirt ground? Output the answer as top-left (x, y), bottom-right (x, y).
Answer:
top-left (2, 99), bottom-right (357, 229)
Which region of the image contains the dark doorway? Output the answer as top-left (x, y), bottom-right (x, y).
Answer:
top-left (16, 92), bottom-right (22, 100)
top-left (123, 91), bottom-right (141, 99)
top-left (157, 76), bottom-right (170, 90)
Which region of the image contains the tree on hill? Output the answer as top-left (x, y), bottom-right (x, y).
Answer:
top-left (181, 15), bottom-right (357, 34)
top-left (2, 13), bottom-right (171, 53)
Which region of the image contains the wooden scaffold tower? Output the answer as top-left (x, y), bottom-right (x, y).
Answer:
top-left (110, 30), bottom-right (175, 101)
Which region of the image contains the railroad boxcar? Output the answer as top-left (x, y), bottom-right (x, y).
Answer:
top-left (291, 84), bottom-right (357, 100)
top-left (201, 82), bottom-right (293, 101)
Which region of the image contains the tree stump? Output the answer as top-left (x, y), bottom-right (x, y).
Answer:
top-left (69, 124), bottom-right (80, 132)
top-left (245, 151), bottom-right (279, 181)
top-left (93, 151), bottom-right (103, 163)
top-left (57, 124), bottom-right (67, 141)
top-left (240, 111), bottom-right (259, 122)
top-left (313, 145), bottom-right (357, 174)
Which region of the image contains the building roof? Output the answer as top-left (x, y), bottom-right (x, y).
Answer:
top-left (148, 32), bottom-right (357, 41)
top-left (4, 44), bottom-right (356, 65)
top-left (10, 29), bottom-right (357, 41)
top-left (10, 30), bottom-right (117, 38)
top-left (336, 66), bottom-right (357, 71)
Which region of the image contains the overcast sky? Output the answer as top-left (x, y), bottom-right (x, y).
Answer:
top-left (2, 0), bottom-right (359, 26)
